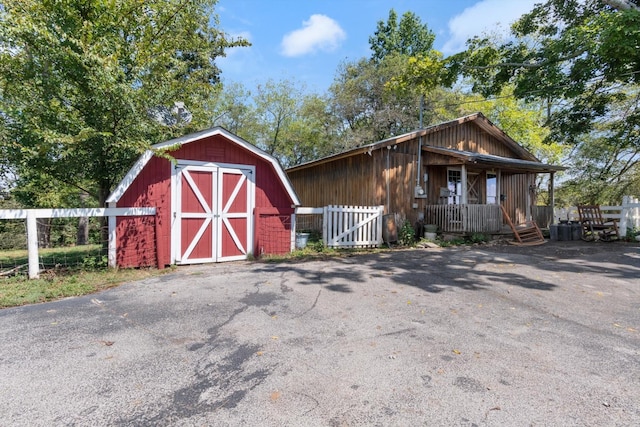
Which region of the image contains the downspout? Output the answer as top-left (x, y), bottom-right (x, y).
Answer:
top-left (416, 96), bottom-right (424, 191)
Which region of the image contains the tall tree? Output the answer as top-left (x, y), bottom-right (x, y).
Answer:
top-left (250, 78), bottom-right (336, 168)
top-left (448, 0), bottom-right (640, 202)
top-left (449, 0), bottom-right (640, 147)
top-left (369, 9), bottom-right (436, 63)
top-left (0, 0), bottom-right (248, 207)
top-left (209, 81), bottom-right (256, 136)
top-left (328, 9), bottom-right (451, 147)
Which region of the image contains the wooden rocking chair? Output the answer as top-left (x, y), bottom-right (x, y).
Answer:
top-left (577, 205), bottom-right (619, 242)
top-left (500, 205), bottom-right (546, 246)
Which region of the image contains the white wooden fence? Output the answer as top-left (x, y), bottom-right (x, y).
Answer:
top-left (294, 205), bottom-right (384, 248)
top-left (0, 207), bottom-right (156, 278)
top-left (555, 196), bottom-right (640, 235)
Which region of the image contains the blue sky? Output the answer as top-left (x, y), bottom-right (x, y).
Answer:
top-left (215, 0), bottom-right (539, 94)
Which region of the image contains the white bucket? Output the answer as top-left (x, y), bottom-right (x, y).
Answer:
top-left (424, 232), bottom-right (437, 241)
top-left (295, 232), bottom-right (310, 249)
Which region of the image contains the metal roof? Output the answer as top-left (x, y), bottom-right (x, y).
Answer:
top-left (422, 145), bottom-right (566, 172)
top-left (286, 112), bottom-right (563, 173)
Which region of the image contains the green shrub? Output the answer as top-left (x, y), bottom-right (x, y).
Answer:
top-left (398, 220), bottom-right (415, 246)
top-left (467, 232), bottom-right (490, 244)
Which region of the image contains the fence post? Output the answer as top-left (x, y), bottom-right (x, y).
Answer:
top-left (290, 209), bottom-right (296, 252)
top-left (620, 196), bottom-right (629, 235)
top-left (323, 206), bottom-right (328, 246)
top-left (108, 210), bottom-right (117, 268)
top-left (26, 211), bottom-right (40, 279)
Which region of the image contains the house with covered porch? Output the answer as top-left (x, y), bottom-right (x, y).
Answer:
top-left (286, 112), bottom-right (565, 237)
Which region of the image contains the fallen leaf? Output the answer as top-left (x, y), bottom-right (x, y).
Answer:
top-left (614, 323), bottom-right (622, 328)
top-left (256, 351), bottom-right (264, 356)
top-left (407, 300), bottom-right (412, 305)
top-left (270, 391), bottom-right (281, 401)
top-left (452, 349), bottom-right (461, 355)
top-left (271, 336), bottom-right (279, 340)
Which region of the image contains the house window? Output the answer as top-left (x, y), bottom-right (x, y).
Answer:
top-left (486, 172), bottom-right (497, 204)
top-left (447, 169), bottom-right (462, 204)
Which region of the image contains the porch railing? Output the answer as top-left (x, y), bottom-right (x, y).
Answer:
top-left (424, 204), bottom-right (502, 233)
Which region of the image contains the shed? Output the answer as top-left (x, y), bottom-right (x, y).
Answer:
top-left (287, 112), bottom-right (565, 236)
top-left (106, 127), bottom-right (300, 268)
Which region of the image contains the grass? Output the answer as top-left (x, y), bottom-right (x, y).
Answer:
top-left (0, 234), bottom-right (480, 309)
top-left (0, 245), bottom-right (166, 309)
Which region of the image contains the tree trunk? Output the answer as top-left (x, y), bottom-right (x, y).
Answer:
top-left (76, 192), bottom-right (89, 245)
top-left (76, 216), bottom-right (89, 245)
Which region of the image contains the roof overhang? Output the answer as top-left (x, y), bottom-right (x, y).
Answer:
top-left (286, 112), bottom-right (542, 173)
top-left (422, 145), bottom-right (566, 173)
top-left (107, 127), bottom-right (301, 206)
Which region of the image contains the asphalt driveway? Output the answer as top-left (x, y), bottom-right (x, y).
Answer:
top-left (1, 241), bottom-right (639, 426)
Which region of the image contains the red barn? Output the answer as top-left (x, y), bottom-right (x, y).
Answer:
top-left (106, 128), bottom-right (300, 268)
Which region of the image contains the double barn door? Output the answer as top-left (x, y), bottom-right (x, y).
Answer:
top-left (173, 162), bottom-right (254, 264)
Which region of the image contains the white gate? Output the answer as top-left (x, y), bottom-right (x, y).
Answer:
top-left (323, 205), bottom-right (384, 248)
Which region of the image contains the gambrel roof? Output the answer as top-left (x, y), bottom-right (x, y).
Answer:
top-left (107, 127), bottom-right (300, 205)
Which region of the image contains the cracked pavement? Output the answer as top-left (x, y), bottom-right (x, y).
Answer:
top-left (1, 241), bottom-right (639, 426)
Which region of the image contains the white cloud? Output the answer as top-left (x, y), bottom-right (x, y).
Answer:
top-left (280, 14), bottom-right (346, 57)
top-left (442, 0), bottom-right (538, 54)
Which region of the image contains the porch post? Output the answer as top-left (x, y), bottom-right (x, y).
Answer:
top-left (461, 164), bottom-right (468, 205)
top-left (549, 172), bottom-right (555, 212)
top-left (526, 173), bottom-right (532, 220)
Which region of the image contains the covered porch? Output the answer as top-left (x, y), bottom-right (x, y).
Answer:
top-left (417, 145), bottom-right (564, 235)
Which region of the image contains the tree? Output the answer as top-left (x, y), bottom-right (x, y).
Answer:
top-left (449, 0), bottom-right (640, 202)
top-left (249, 78), bottom-right (337, 168)
top-left (328, 10), bottom-right (452, 147)
top-left (450, 0), bottom-right (640, 145)
top-left (329, 55), bottom-right (421, 145)
top-left (209, 81), bottom-right (256, 136)
top-left (0, 0), bottom-right (248, 208)
top-left (369, 9), bottom-right (436, 63)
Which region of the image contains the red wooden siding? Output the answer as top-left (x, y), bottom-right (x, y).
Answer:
top-left (116, 156), bottom-right (171, 268)
top-left (115, 134), bottom-right (295, 267)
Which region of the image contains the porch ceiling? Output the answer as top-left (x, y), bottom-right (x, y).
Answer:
top-left (422, 145), bottom-right (566, 173)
